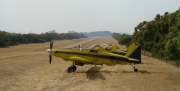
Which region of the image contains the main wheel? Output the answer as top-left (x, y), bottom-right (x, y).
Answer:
top-left (73, 66), bottom-right (77, 71)
top-left (68, 66), bottom-right (76, 73)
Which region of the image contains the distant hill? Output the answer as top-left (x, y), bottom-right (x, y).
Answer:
top-left (79, 31), bottom-right (112, 37)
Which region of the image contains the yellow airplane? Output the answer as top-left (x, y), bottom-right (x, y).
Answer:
top-left (47, 40), bottom-right (141, 73)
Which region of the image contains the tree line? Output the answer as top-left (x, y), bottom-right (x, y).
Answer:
top-left (113, 7), bottom-right (180, 61)
top-left (112, 33), bottom-right (132, 46)
top-left (80, 31), bottom-right (112, 37)
top-left (0, 30), bottom-right (87, 47)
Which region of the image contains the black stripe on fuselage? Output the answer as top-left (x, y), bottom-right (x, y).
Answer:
top-left (111, 52), bottom-right (126, 55)
top-left (54, 51), bottom-right (139, 63)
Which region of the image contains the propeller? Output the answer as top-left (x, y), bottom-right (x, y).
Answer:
top-left (47, 40), bottom-right (53, 64)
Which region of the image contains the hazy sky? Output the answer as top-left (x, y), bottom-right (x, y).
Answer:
top-left (0, 0), bottom-right (180, 34)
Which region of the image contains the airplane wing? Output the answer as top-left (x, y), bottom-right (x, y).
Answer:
top-left (69, 56), bottom-right (92, 64)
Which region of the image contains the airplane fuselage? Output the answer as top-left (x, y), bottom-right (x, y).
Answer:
top-left (51, 48), bottom-right (139, 65)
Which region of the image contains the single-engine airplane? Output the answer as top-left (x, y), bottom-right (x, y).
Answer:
top-left (47, 40), bottom-right (141, 73)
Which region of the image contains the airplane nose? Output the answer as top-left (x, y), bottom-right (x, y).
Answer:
top-left (47, 49), bottom-right (51, 53)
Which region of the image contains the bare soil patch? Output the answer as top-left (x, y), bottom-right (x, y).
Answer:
top-left (0, 37), bottom-right (180, 91)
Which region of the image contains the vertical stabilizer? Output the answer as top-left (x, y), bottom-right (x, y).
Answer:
top-left (125, 43), bottom-right (141, 63)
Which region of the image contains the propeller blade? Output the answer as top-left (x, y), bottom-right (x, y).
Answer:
top-left (49, 40), bottom-right (53, 64)
top-left (50, 40), bottom-right (53, 49)
top-left (49, 53), bottom-right (52, 64)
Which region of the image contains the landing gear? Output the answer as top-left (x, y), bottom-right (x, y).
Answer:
top-left (134, 66), bottom-right (138, 72)
top-left (68, 65), bottom-right (76, 73)
top-left (131, 64), bottom-right (138, 72)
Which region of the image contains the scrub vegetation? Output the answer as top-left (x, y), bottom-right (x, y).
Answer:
top-left (113, 7), bottom-right (180, 61)
top-left (0, 30), bottom-right (87, 47)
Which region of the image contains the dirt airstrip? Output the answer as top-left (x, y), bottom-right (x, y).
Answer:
top-left (0, 37), bottom-right (180, 91)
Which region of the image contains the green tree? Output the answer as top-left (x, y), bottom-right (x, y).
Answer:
top-left (118, 34), bottom-right (132, 46)
top-left (0, 37), bottom-right (7, 47)
top-left (132, 7), bottom-right (180, 59)
top-left (112, 32), bottom-right (121, 40)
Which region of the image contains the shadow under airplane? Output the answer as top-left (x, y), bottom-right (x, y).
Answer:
top-left (86, 67), bottom-right (106, 80)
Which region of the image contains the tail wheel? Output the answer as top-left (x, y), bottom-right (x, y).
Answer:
top-left (68, 66), bottom-right (76, 73)
top-left (134, 68), bottom-right (138, 72)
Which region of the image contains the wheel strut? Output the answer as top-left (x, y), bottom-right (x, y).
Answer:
top-left (133, 66), bottom-right (138, 72)
top-left (131, 64), bottom-right (138, 72)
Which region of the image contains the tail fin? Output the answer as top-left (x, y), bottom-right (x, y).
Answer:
top-left (125, 43), bottom-right (141, 63)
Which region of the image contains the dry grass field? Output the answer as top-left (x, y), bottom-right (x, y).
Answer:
top-left (0, 37), bottom-right (180, 91)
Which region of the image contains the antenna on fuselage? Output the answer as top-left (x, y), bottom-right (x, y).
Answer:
top-left (79, 44), bottom-right (82, 52)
